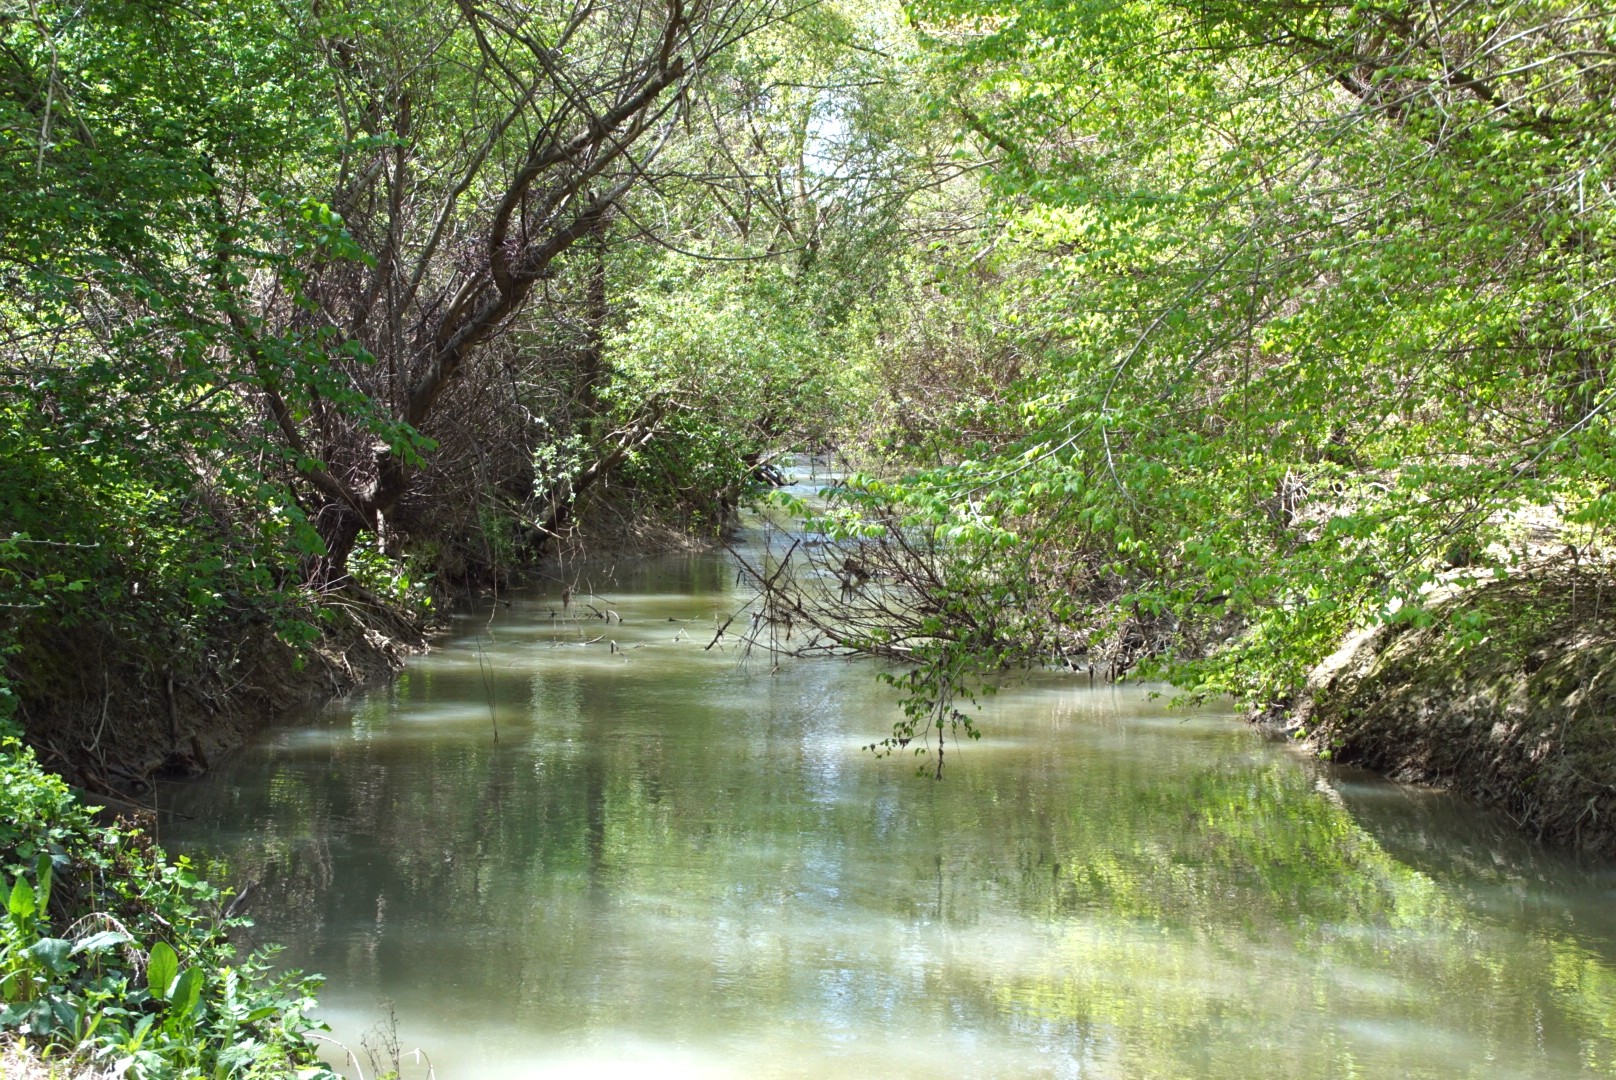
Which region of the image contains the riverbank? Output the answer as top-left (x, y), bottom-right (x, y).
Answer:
top-left (10, 586), bottom-right (424, 808)
top-left (3, 1041), bottom-right (98, 1078)
top-left (2, 1041), bottom-right (118, 1079)
top-left (0, 511), bottom-right (736, 1077)
top-left (1283, 554), bottom-right (1616, 858)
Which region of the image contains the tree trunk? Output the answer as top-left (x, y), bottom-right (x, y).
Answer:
top-left (311, 503), bottom-right (368, 591)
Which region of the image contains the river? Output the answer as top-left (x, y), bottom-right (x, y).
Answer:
top-left (163, 497), bottom-right (1616, 1078)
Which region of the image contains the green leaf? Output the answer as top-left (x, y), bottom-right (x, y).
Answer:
top-left (7, 878), bottom-right (34, 922)
top-left (32, 854), bottom-right (50, 910)
top-left (146, 941), bottom-right (178, 1000)
top-left (168, 966), bottom-right (204, 1018)
top-left (70, 929), bottom-right (134, 955)
top-left (24, 937), bottom-right (73, 974)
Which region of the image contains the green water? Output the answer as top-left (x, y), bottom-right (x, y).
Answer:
top-left (164, 550), bottom-right (1616, 1078)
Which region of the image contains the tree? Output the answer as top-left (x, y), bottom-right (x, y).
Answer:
top-left (204, 0), bottom-right (795, 584)
top-left (743, 0), bottom-right (1616, 764)
top-left (0, 0), bottom-right (345, 748)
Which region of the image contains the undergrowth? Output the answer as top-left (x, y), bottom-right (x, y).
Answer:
top-left (0, 726), bottom-right (335, 1079)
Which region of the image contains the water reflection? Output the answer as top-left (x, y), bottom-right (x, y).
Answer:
top-left (165, 552), bottom-right (1616, 1078)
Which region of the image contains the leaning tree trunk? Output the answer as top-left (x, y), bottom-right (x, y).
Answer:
top-left (225, 0), bottom-right (735, 585)
top-left (310, 502), bottom-right (368, 591)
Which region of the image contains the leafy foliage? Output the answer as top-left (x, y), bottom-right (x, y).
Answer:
top-left (0, 736), bottom-right (333, 1078)
top-left (601, 259), bottom-right (859, 524)
top-left (772, 0), bottom-right (1616, 743)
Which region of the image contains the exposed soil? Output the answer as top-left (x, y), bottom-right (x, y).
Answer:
top-left (11, 588), bottom-right (424, 808)
top-left (1285, 555), bottom-right (1616, 858)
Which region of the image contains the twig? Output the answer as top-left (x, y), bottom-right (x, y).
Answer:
top-left (474, 633), bottom-right (499, 745)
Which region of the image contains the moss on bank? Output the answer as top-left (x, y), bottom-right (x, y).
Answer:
top-left (1290, 557), bottom-right (1616, 857)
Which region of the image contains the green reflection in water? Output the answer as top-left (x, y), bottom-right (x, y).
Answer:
top-left (165, 553), bottom-right (1616, 1079)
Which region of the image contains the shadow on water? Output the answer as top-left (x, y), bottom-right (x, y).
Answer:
top-left (1330, 763), bottom-right (1616, 948)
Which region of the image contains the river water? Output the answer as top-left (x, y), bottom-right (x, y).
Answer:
top-left (164, 504), bottom-right (1616, 1078)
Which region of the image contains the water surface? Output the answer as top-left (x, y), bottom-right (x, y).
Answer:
top-left (165, 550), bottom-right (1616, 1078)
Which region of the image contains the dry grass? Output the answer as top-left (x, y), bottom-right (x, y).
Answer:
top-left (0, 1042), bottom-right (115, 1080)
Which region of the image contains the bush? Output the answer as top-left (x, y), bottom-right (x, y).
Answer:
top-left (0, 734), bottom-right (334, 1079)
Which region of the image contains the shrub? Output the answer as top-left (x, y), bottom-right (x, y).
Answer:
top-left (0, 734), bottom-right (335, 1079)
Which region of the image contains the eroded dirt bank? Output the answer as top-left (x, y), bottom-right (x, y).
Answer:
top-left (12, 590), bottom-right (423, 805)
top-left (9, 510), bottom-right (734, 805)
top-left (1287, 557), bottom-right (1616, 857)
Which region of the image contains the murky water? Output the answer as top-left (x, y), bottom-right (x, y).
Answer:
top-left (165, 521), bottom-right (1616, 1077)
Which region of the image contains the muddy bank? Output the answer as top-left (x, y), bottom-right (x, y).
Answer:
top-left (9, 494), bottom-right (742, 803)
top-left (1288, 557), bottom-right (1616, 857)
top-left (11, 588), bottom-right (424, 804)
